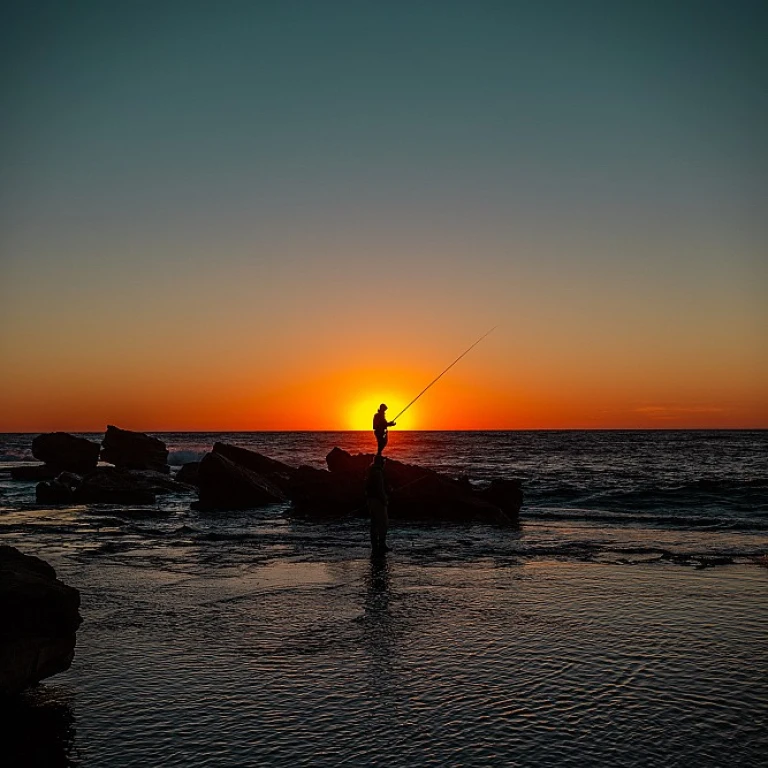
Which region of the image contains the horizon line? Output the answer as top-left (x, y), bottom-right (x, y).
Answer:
top-left (2, 427), bottom-right (766, 435)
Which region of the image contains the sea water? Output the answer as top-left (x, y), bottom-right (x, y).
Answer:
top-left (1, 431), bottom-right (766, 766)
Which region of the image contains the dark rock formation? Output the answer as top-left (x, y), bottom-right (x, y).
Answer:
top-left (479, 478), bottom-right (524, 519)
top-left (288, 464), bottom-right (364, 517)
top-left (72, 468), bottom-right (157, 505)
top-left (0, 546), bottom-right (82, 698)
top-left (324, 448), bottom-right (521, 525)
top-left (31, 432), bottom-right (100, 474)
top-left (100, 425), bottom-right (169, 473)
top-left (212, 442), bottom-right (297, 492)
top-left (35, 479), bottom-right (76, 505)
top-left (35, 468), bottom-right (195, 506)
top-left (9, 465), bottom-right (59, 482)
top-left (193, 452), bottom-right (287, 510)
top-left (190, 443), bottom-right (522, 523)
top-left (175, 462), bottom-right (200, 486)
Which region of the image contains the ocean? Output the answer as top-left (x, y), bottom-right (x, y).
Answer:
top-left (1, 430), bottom-right (767, 766)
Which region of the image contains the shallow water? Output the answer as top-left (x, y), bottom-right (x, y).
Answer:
top-left (1, 431), bottom-right (767, 766)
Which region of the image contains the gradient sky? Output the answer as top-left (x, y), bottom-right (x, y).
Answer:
top-left (1, 0), bottom-right (766, 431)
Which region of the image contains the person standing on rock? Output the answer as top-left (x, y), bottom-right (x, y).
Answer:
top-left (365, 454), bottom-right (389, 554)
top-left (373, 404), bottom-right (396, 456)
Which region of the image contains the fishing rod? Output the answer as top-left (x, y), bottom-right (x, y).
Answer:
top-left (391, 326), bottom-right (497, 424)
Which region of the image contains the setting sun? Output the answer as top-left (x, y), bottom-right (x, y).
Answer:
top-left (346, 392), bottom-right (417, 431)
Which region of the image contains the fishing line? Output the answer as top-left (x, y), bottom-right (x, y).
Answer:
top-left (391, 326), bottom-right (497, 423)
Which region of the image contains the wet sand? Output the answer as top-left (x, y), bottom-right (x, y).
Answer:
top-left (9, 552), bottom-right (767, 767)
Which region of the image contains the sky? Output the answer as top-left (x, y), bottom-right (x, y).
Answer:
top-left (1, 0), bottom-right (766, 431)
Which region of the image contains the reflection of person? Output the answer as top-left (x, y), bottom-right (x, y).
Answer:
top-left (365, 454), bottom-right (389, 554)
top-left (373, 403), bottom-right (396, 456)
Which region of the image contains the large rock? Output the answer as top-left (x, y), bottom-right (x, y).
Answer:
top-left (36, 467), bottom-right (196, 506)
top-left (212, 442), bottom-right (297, 492)
top-left (9, 465), bottom-right (59, 482)
top-left (0, 546), bottom-right (82, 698)
top-left (194, 452), bottom-right (287, 510)
top-left (31, 432), bottom-right (100, 474)
top-left (288, 464), bottom-right (365, 517)
top-left (323, 448), bottom-right (520, 525)
top-left (175, 462), bottom-right (200, 486)
top-left (100, 425), bottom-right (169, 473)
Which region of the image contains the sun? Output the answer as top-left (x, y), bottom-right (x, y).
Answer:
top-left (346, 393), bottom-right (416, 431)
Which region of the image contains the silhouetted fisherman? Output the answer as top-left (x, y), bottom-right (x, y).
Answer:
top-left (365, 454), bottom-right (389, 554)
top-left (373, 403), bottom-right (396, 456)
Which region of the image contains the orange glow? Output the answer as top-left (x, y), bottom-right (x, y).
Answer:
top-left (346, 391), bottom-right (416, 431)
top-left (1, 315), bottom-right (766, 431)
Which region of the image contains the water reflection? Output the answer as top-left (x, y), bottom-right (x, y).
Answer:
top-left (360, 554), bottom-right (397, 695)
top-left (1, 685), bottom-right (77, 767)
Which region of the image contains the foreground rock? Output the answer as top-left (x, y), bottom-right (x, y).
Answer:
top-left (32, 432), bottom-right (100, 474)
top-left (193, 452), bottom-right (287, 510)
top-left (0, 546), bottom-right (82, 697)
top-left (100, 425), bottom-right (169, 473)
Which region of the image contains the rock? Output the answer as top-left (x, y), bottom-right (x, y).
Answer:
top-left (175, 462), bottom-right (200, 486)
top-left (288, 465), bottom-right (365, 517)
top-left (323, 448), bottom-right (520, 525)
top-left (36, 468), bottom-right (194, 507)
top-left (113, 469), bottom-right (195, 495)
top-left (0, 546), bottom-right (82, 697)
top-left (194, 452), bottom-right (287, 510)
top-left (212, 442), bottom-right (296, 492)
top-left (36, 479), bottom-right (75, 505)
top-left (36, 472), bottom-right (83, 505)
top-left (9, 465), bottom-right (59, 481)
top-left (479, 478), bottom-right (524, 519)
top-left (31, 432), bottom-right (100, 474)
top-left (100, 425), bottom-right (169, 473)
top-left (73, 468), bottom-right (157, 505)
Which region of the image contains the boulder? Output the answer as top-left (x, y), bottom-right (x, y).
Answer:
top-left (37, 467), bottom-right (195, 507)
top-left (10, 465), bottom-right (59, 482)
top-left (479, 478), bottom-right (524, 519)
top-left (0, 546), bottom-right (82, 697)
top-left (323, 448), bottom-right (520, 525)
top-left (100, 425), bottom-right (169, 473)
top-left (175, 462), bottom-right (200, 486)
top-left (212, 442), bottom-right (296, 492)
top-left (194, 452), bottom-right (287, 510)
top-left (288, 464), bottom-right (365, 517)
top-left (31, 432), bottom-right (100, 474)
top-left (74, 468), bottom-right (157, 505)
top-left (36, 479), bottom-right (75, 505)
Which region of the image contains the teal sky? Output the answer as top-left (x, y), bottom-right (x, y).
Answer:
top-left (1, 1), bottom-right (766, 430)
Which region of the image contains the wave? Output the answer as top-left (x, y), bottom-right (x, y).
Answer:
top-left (167, 450), bottom-right (207, 466)
top-left (524, 507), bottom-right (768, 531)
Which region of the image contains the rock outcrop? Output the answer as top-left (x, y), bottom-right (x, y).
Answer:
top-left (0, 546), bottom-right (82, 698)
top-left (100, 425), bottom-right (169, 473)
top-left (31, 432), bottom-right (100, 474)
top-left (193, 452), bottom-right (287, 510)
top-left (36, 467), bottom-right (195, 506)
top-left (175, 462), bottom-right (200, 486)
top-left (8, 432), bottom-right (100, 481)
top-left (324, 448), bottom-right (519, 525)
top-left (9, 465), bottom-right (59, 482)
top-left (194, 443), bottom-right (522, 524)
top-left (212, 442), bottom-right (297, 492)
